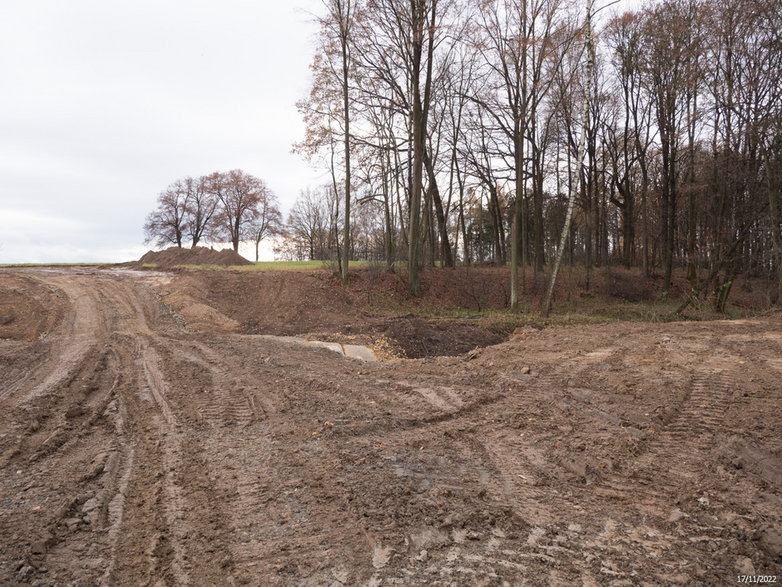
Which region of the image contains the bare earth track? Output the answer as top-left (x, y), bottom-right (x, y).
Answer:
top-left (0, 267), bottom-right (780, 585)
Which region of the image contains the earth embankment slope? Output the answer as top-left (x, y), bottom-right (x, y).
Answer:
top-left (157, 265), bottom-right (777, 358)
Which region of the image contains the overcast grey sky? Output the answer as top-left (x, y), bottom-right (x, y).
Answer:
top-left (0, 0), bottom-right (326, 263)
top-left (0, 0), bottom-right (639, 264)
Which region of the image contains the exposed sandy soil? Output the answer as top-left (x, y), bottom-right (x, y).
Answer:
top-left (158, 269), bottom-right (518, 358)
top-left (0, 266), bottom-right (780, 586)
top-left (158, 265), bottom-right (777, 359)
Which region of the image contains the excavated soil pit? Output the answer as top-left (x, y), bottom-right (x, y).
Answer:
top-left (161, 269), bottom-right (522, 359)
top-left (154, 266), bottom-right (778, 359)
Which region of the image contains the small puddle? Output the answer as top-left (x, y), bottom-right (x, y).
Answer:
top-left (257, 335), bottom-right (377, 362)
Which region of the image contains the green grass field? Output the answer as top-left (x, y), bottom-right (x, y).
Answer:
top-left (170, 260), bottom-right (378, 271)
top-left (0, 262), bottom-right (107, 268)
top-left (1, 260), bottom-right (379, 271)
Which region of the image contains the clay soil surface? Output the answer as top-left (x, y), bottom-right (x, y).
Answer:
top-left (0, 266), bottom-right (780, 586)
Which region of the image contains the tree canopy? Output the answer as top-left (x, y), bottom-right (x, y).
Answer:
top-left (291, 0), bottom-right (782, 308)
top-left (144, 170), bottom-right (282, 257)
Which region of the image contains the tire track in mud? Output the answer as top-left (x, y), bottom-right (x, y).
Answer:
top-left (0, 341), bottom-right (119, 476)
top-left (517, 340), bottom-right (732, 507)
top-left (0, 271), bottom-right (239, 586)
top-left (535, 350), bottom-right (735, 507)
top-left (164, 341), bottom-right (519, 584)
top-left (102, 275), bottom-right (237, 586)
top-left (96, 382), bottom-right (135, 586)
top-left (309, 372), bottom-right (583, 584)
top-left (352, 426), bottom-right (580, 585)
top-left (166, 340), bottom-right (370, 584)
top-left (200, 386), bottom-right (259, 428)
top-left (37, 355), bottom-right (135, 584)
top-left (652, 371), bottom-right (733, 448)
top-left (467, 430), bottom-right (561, 527)
top-left (592, 368), bottom-right (734, 506)
top-left (128, 338), bottom-right (237, 586)
top-left (136, 340), bottom-right (191, 586)
top-left (529, 328), bottom-right (780, 508)
top-left (81, 276), bottom-right (191, 584)
top-left (460, 343), bottom-right (746, 582)
top-left (0, 275), bottom-right (104, 404)
top-left (184, 342), bottom-right (267, 428)
top-left (0, 324), bottom-right (124, 581)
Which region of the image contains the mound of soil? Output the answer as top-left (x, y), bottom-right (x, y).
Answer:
top-left (138, 246), bottom-right (251, 269)
top-left (0, 274), bottom-right (66, 341)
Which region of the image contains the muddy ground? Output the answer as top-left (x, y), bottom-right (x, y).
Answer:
top-left (0, 266), bottom-right (780, 586)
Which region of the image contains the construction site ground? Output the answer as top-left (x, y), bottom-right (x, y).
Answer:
top-left (0, 266), bottom-right (780, 585)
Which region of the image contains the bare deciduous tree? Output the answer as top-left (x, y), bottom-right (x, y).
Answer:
top-left (144, 180), bottom-right (190, 248)
top-left (210, 170), bottom-right (268, 253)
top-left (183, 176), bottom-right (219, 248)
top-left (292, 0), bottom-right (782, 311)
top-left (145, 170), bottom-right (277, 257)
top-left (245, 190), bottom-right (284, 262)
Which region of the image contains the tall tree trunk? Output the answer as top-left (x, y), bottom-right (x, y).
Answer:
top-left (686, 87), bottom-right (697, 291)
top-left (511, 131), bottom-right (525, 310)
top-left (232, 218), bottom-right (240, 253)
top-left (408, 44), bottom-right (424, 294)
top-left (544, 0), bottom-right (595, 317)
top-left (487, 183), bottom-right (506, 263)
top-left (423, 149), bottom-right (454, 267)
top-left (510, 0), bottom-right (528, 312)
top-left (339, 0), bottom-right (353, 285)
top-left (531, 125), bottom-right (545, 273)
top-left (382, 158), bottom-right (395, 271)
top-left (640, 157), bottom-right (650, 276)
top-left (407, 0), bottom-right (436, 296)
top-left (659, 108), bottom-right (675, 292)
top-left (767, 146), bottom-right (782, 304)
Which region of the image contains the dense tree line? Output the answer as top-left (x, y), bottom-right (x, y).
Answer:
top-left (291, 0), bottom-right (782, 308)
top-left (144, 169), bottom-right (283, 261)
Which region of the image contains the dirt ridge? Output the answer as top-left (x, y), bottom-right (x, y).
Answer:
top-left (139, 246), bottom-right (251, 269)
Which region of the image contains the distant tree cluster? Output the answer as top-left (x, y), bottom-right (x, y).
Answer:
top-left (273, 185), bottom-right (385, 263)
top-left (144, 169), bottom-right (283, 261)
top-left (291, 0), bottom-right (782, 309)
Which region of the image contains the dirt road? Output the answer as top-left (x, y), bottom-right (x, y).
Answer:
top-left (0, 267), bottom-right (780, 585)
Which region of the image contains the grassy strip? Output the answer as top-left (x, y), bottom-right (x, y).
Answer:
top-left (0, 262), bottom-right (107, 268)
top-left (366, 297), bottom-right (761, 327)
top-left (170, 260), bottom-right (379, 271)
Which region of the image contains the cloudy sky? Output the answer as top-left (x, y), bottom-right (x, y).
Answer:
top-left (0, 0), bottom-right (326, 263)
